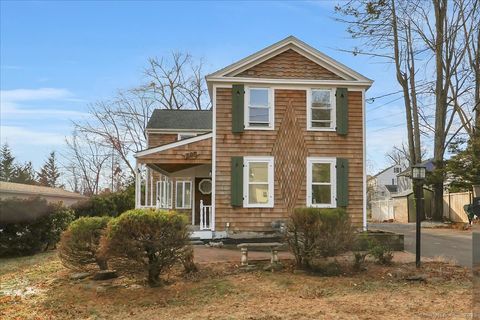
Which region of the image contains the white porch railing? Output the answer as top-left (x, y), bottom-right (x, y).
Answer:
top-left (199, 200), bottom-right (213, 230)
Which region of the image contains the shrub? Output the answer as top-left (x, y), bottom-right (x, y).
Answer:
top-left (369, 241), bottom-right (394, 265)
top-left (0, 198), bottom-right (74, 257)
top-left (72, 186), bottom-right (134, 218)
top-left (285, 207), bottom-right (355, 269)
top-left (58, 216), bottom-right (111, 271)
top-left (100, 209), bottom-right (189, 286)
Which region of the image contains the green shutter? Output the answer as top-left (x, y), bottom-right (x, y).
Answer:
top-left (232, 84), bottom-right (244, 134)
top-left (336, 158), bottom-right (349, 207)
top-left (231, 156), bottom-right (244, 207)
top-left (336, 88), bottom-right (348, 135)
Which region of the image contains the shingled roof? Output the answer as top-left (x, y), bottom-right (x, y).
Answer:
top-left (146, 109), bottom-right (212, 130)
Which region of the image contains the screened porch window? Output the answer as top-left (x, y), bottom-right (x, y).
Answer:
top-left (156, 176), bottom-right (172, 209)
top-left (175, 180), bottom-right (192, 209)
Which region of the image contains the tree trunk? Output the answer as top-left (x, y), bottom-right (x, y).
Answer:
top-left (432, 0), bottom-right (447, 221)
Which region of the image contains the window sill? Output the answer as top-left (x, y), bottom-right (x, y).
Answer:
top-left (243, 203), bottom-right (274, 208)
top-left (307, 127), bottom-right (336, 132)
top-left (244, 126), bottom-right (275, 131)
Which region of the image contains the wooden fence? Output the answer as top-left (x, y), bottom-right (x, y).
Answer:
top-left (443, 191), bottom-right (472, 223)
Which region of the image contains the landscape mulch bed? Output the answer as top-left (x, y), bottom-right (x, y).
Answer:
top-left (0, 251), bottom-right (473, 320)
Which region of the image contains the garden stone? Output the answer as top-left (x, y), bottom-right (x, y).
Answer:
top-left (263, 263), bottom-right (284, 272)
top-left (69, 272), bottom-right (91, 280)
top-left (93, 270), bottom-right (118, 280)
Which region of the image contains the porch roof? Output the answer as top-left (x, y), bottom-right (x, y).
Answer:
top-left (135, 133), bottom-right (212, 173)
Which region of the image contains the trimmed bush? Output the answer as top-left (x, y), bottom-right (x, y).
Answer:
top-left (58, 216), bottom-right (111, 271)
top-left (0, 198), bottom-right (74, 257)
top-left (285, 207), bottom-right (355, 269)
top-left (100, 209), bottom-right (189, 286)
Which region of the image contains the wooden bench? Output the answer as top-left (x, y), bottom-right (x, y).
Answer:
top-left (236, 242), bottom-right (283, 266)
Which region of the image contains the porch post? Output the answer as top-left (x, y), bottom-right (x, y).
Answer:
top-left (145, 167), bottom-right (149, 207)
top-left (135, 161), bottom-right (141, 208)
top-left (150, 170), bottom-right (153, 207)
top-left (200, 200), bottom-right (204, 230)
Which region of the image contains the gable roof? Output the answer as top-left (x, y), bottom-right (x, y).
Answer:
top-left (372, 165), bottom-right (396, 178)
top-left (206, 36), bottom-right (373, 88)
top-left (146, 109), bottom-right (212, 131)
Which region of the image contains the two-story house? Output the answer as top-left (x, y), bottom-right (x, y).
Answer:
top-left (134, 36), bottom-right (373, 239)
top-left (368, 164), bottom-right (403, 201)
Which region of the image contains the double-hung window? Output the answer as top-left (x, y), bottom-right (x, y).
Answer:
top-left (243, 156), bottom-right (274, 208)
top-left (245, 87), bottom-right (274, 130)
top-left (307, 89), bottom-right (335, 130)
top-left (175, 180), bottom-right (192, 209)
top-left (156, 176), bottom-right (172, 209)
top-left (307, 157), bottom-right (336, 207)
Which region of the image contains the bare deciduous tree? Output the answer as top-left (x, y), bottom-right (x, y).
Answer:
top-left (65, 131), bottom-right (111, 196)
top-left (68, 52), bottom-right (209, 190)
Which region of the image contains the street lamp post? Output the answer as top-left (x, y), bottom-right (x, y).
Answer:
top-left (411, 164), bottom-right (426, 268)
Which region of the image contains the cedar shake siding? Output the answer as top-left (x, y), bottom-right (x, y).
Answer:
top-left (235, 49), bottom-right (344, 80)
top-left (215, 88), bottom-right (363, 232)
top-left (148, 133), bottom-right (178, 148)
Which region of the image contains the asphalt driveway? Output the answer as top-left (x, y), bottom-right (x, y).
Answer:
top-left (369, 222), bottom-right (472, 267)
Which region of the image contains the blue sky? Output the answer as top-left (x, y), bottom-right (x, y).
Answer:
top-left (0, 0), bottom-right (409, 174)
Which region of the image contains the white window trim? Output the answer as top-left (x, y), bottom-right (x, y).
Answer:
top-left (177, 132), bottom-right (198, 141)
top-left (243, 156), bottom-right (274, 208)
top-left (244, 87), bottom-right (275, 131)
top-left (156, 177), bottom-right (173, 209)
top-left (306, 88), bottom-right (336, 132)
top-left (175, 180), bottom-right (192, 209)
top-left (306, 157), bottom-right (337, 208)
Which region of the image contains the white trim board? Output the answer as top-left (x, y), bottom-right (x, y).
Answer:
top-left (135, 133), bottom-right (212, 158)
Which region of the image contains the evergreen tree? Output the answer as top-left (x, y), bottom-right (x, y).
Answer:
top-left (12, 161), bottom-right (37, 185)
top-left (37, 152), bottom-right (61, 187)
top-left (445, 138), bottom-right (480, 192)
top-left (0, 144), bottom-right (15, 182)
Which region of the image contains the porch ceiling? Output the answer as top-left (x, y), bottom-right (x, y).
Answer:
top-left (148, 163), bottom-right (208, 174)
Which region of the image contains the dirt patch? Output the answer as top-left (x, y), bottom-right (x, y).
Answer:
top-left (0, 251), bottom-right (472, 320)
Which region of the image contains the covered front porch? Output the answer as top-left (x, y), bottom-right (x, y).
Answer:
top-left (134, 133), bottom-right (215, 239)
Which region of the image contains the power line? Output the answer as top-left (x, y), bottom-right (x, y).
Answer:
top-left (367, 96), bottom-right (404, 112)
top-left (369, 123), bottom-right (405, 133)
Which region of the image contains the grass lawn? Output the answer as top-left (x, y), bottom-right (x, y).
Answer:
top-left (0, 250), bottom-right (472, 320)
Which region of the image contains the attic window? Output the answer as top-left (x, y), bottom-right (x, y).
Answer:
top-left (245, 87), bottom-right (274, 130)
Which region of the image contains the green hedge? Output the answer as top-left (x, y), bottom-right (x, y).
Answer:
top-left (0, 197), bottom-right (75, 257)
top-left (72, 186), bottom-right (134, 218)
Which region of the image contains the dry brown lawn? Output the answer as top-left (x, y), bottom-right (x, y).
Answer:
top-left (0, 251), bottom-right (472, 320)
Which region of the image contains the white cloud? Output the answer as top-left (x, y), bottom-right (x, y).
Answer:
top-left (1, 88), bottom-right (72, 101)
top-left (0, 125), bottom-right (67, 146)
top-left (0, 87), bottom-right (87, 120)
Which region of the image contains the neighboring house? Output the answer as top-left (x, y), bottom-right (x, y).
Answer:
top-left (397, 159), bottom-right (435, 193)
top-left (0, 181), bottom-right (86, 206)
top-left (368, 164), bottom-right (403, 201)
top-left (134, 36), bottom-right (373, 239)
